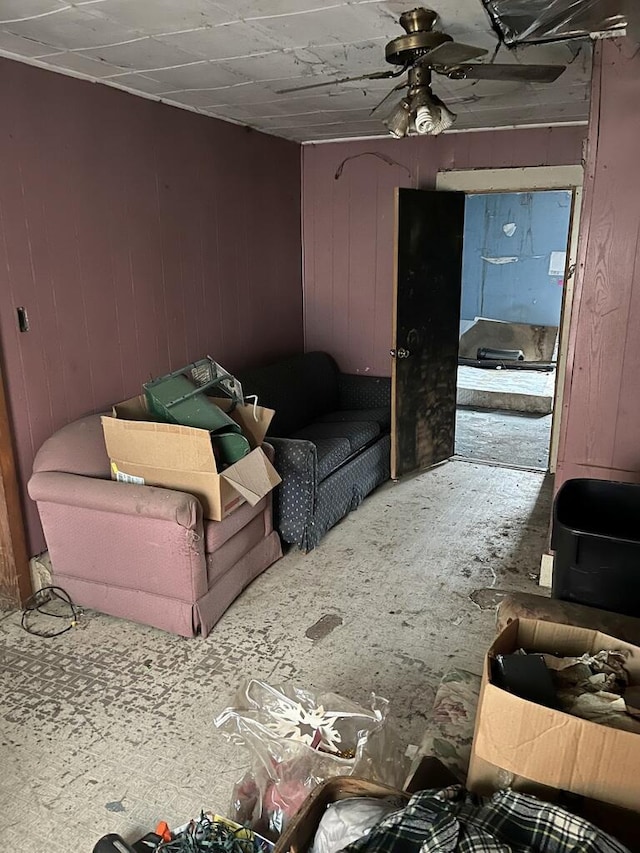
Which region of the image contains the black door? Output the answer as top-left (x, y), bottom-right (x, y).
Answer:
top-left (391, 188), bottom-right (465, 479)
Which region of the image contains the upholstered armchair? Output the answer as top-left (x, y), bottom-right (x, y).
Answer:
top-left (27, 414), bottom-right (281, 638)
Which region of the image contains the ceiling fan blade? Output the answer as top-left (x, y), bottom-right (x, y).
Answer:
top-left (369, 81), bottom-right (407, 116)
top-left (276, 70), bottom-right (397, 94)
top-left (422, 41), bottom-right (488, 66)
top-left (443, 63), bottom-right (566, 83)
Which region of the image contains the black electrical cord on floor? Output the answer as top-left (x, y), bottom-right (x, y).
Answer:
top-left (156, 813), bottom-right (262, 853)
top-left (21, 585), bottom-right (79, 638)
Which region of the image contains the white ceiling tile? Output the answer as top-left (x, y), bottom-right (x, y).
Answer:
top-left (106, 71), bottom-right (171, 95)
top-left (216, 1), bottom-right (349, 15)
top-left (0, 0), bottom-right (68, 22)
top-left (217, 88), bottom-right (382, 117)
top-left (158, 87), bottom-right (249, 107)
top-left (140, 60), bottom-right (248, 90)
top-left (178, 82), bottom-right (289, 107)
top-left (218, 46), bottom-right (323, 84)
top-left (247, 107), bottom-right (374, 128)
top-left (79, 36), bottom-right (201, 70)
top-left (0, 29), bottom-right (55, 55)
top-left (158, 20), bottom-right (282, 61)
top-left (88, 0), bottom-right (235, 36)
top-left (31, 48), bottom-right (122, 76)
top-left (3, 7), bottom-right (140, 50)
top-left (248, 5), bottom-right (395, 49)
top-left (305, 39), bottom-right (388, 75)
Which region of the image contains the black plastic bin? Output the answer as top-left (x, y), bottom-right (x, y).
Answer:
top-left (552, 477), bottom-right (640, 617)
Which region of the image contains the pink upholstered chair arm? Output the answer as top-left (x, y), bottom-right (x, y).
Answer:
top-left (28, 471), bottom-right (201, 531)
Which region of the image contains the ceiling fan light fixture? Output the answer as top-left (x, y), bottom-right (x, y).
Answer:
top-left (384, 98), bottom-right (413, 138)
top-left (413, 90), bottom-right (457, 135)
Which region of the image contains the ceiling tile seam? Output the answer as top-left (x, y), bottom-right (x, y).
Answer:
top-left (171, 93), bottom-right (397, 108)
top-left (95, 35), bottom-right (388, 78)
top-left (152, 74), bottom-right (368, 94)
top-left (25, 29), bottom-right (386, 75)
top-left (221, 107), bottom-right (375, 118)
top-left (0, 5), bottom-right (74, 25)
top-left (245, 4), bottom-right (346, 22)
top-left (8, 31), bottom-right (151, 53)
top-left (4, 19), bottom-right (276, 58)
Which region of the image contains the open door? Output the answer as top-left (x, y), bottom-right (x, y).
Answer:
top-left (391, 188), bottom-right (465, 479)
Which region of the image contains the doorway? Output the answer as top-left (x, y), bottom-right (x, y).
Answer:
top-left (455, 188), bottom-right (573, 471)
top-left (436, 166), bottom-right (584, 475)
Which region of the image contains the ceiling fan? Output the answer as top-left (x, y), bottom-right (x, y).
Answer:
top-left (277, 8), bottom-right (567, 137)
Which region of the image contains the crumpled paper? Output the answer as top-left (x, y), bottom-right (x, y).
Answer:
top-left (540, 649), bottom-right (640, 734)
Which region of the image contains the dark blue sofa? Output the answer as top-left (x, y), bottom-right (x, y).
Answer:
top-left (237, 352), bottom-right (391, 551)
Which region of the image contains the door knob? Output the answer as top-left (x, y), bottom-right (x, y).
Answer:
top-left (390, 347), bottom-right (411, 359)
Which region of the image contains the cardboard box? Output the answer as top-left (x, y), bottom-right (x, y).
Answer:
top-left (273, 777), bottom-right (408, 853)
top-left (101, 395), bottom-right (281, 521)
top-left (468, 617), bottom-right (640, 813)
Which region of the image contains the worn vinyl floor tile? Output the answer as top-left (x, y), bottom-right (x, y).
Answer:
top-left (0, 459), bottom-right (550, 852)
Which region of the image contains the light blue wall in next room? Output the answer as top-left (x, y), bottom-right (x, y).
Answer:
top-left (461, 190), bottom-right (572, 327)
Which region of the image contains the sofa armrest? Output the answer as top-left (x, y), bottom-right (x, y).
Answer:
top-left (29, 471), bottom-right (206, 602)
top-left (338, 373), bottom-right (391, 410)
top-left (28, 471), bottom-right (201, 530)
top-left (267, 438), bottom-right (318, 549)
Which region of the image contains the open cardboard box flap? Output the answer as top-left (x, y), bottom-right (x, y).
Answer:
top-left (220, 451), bottom-right (281, 506)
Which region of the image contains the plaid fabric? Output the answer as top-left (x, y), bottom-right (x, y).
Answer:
top-left (343, 787), bottom-right (630, 853)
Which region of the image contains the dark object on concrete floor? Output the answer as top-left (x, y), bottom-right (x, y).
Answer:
top-left (552, 478), bottom-right (640, 617)
top-left (459, 357), bottom-right (555, 371)
top-left (93, 834), bottom-right (137, 853)
top-left (477, 347), bottom-right (525, 361)
top-left (94, 832), bottom-right (162, 852)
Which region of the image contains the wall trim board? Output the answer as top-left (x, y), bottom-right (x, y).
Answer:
top-left (436, 165), bottom-right (584, 475)
top-left (0, 361), bottom-right (30, 608)
top-left (304, 123), bottom-right (589, 146)
top-left (436, 165), bottom-right (584, 193)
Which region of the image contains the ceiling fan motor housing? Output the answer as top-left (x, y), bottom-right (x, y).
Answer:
top-left (385, 30), bottom-right (452, 66)
top-left (386, 8), bottom-right (452, 66)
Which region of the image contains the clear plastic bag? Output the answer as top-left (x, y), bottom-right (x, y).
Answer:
top-left (214, 680), bottom-right (408, 840)
top-left (482, 0), bottom-right (626, 45)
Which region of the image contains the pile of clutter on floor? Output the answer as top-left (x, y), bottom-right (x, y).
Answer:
top-left (92, 674), bottom-right (634, 853)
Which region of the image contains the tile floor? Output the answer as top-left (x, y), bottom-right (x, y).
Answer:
top-left (0, 459), bottom-right (551, 852)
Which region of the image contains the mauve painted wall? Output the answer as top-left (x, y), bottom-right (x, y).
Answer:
top-left (302, 126), bottom-right (586, 377)
top-left (557, 39), bottom-right (640, 488)
top-left (0, 58), bottom-right (302, 556)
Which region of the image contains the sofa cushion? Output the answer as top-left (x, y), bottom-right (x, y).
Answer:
top-left (204, 496), bottom-right (267, 554)
top-left (293, 421), bottom-right (380, 454)
top-left (237, 352), bottom-right (340, 438)
top-left (318, 407), bottom-right (391, 433)
top-left (312, 438), bottom-right (353, 481)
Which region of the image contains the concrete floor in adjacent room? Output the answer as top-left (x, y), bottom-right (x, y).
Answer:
top-left (0, 460), bottom-right (552, 852)
top-left (456, 407), bottom-right (553, 470)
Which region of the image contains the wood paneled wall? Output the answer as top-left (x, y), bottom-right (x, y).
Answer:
top-left (0, 59), bottom-right (302, 556)
top-left (302, 127), bottom-right (586, 377)
top-left (557, 39), bottom-right (640, 488)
